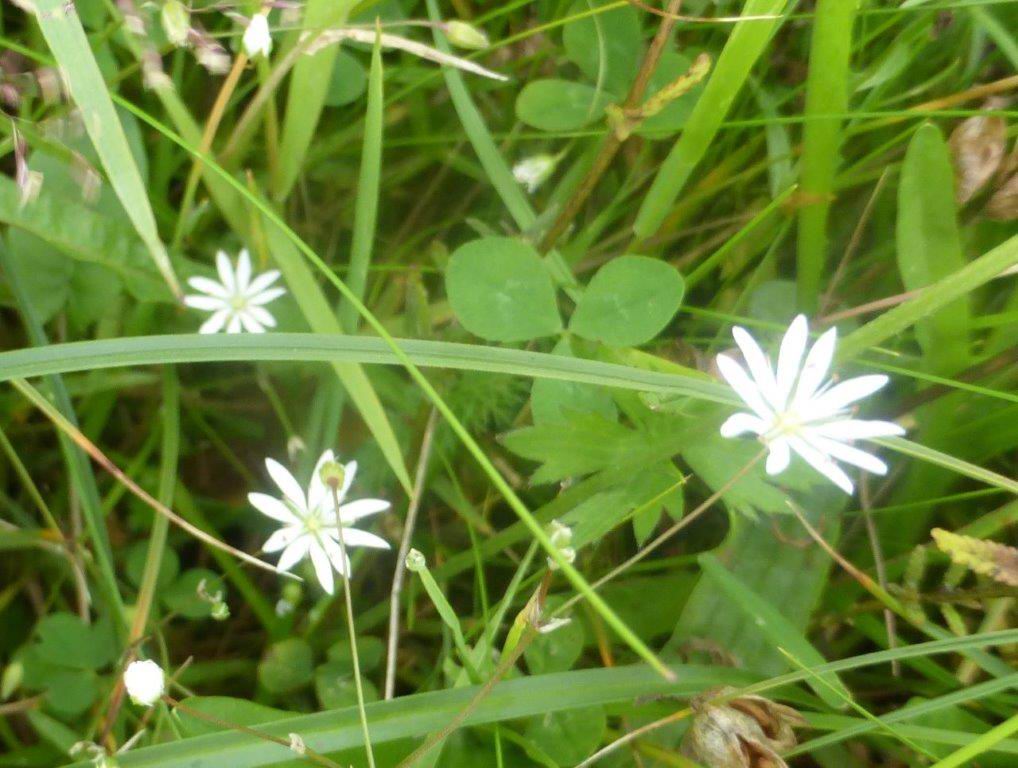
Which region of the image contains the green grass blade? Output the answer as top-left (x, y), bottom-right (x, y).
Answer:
top-left (340, 32), bottom-right (384, 333)
top-left (796, 0), bottom-right (857, 310)
top-left (838, 233), bottom-right (1018, 359)
top-left (699, 553), bottom-right (853, 709)
top-left (875, 436), bottom-right (1018, 494)
top-left (263, 227), bottom-right (413, 494)
top-left (274, 0), bottom-right (357, 199)
top-left (32, 0), bottom-right (179, 296)
top-left (633, 0), bottom-right (791, 239)
top-left (928, 712), bottom-right (1018, 768)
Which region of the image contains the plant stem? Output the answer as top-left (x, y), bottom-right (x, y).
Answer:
top-left (385, 408), bottom-right (439, 699)
top-left (330, 485), bottom-right (377, 768)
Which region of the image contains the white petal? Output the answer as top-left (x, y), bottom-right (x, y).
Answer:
top-left (307, 450), bottom-right (337, 513)
top-left (774, 315), bottom-right (809, 407)
top-left (309, 540), bottom-right (335, 595)
top-left (246, 305), bottom-right (277, 328)
top-left (732, 327), bottom-right (780, 408)
top-left (265, 458), bottom-right (307, 511)
top-left (811, 419), bottom-right (905, 441)
top-left (276, 536), bottom-right (310, 572)
top-left (792, 327), bottom-right (837, 409)
top-left (235, 249), bottom-right (252, 292)
top-left (248, 287), bottom-right (286, 306)
top-left (183, 294), bottom-right (226, 311)
top-left (249, 492), bottom-right (300, 524)
top-left (198, 308), bottom-right (230, 334)
top-left (239, 311), bottom-right (265, 333)
top-left (321, 535), bottom-right (352, 578)
top-left (765, 438), bottom-right (791, 475)
top-left (716, 354), bottom-right (774, 421)
top-left (246, 269), bottom-right (281, 296)
top-left (335, 527), bottom-right (390, 550)
top-left (805, 433), bottom-right (889, 475)
top-left (787, 435), bottom-right (854, 494)
top-left (719, 412), bottom-right (768, 438)
top-left (187, 276), bottom-right (229, 298)
top-left (338, 497), bottom-right (390, 524)
top-left (216, 250), bottom-right (236, 293)
top-left (263, 525), bottom-right (300, 553)
top-left (804, 375), bottom-right (889, 421)
top-left (226, 314), bottom-right (244, 334)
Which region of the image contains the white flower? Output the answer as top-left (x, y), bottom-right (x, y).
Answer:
top-left (513, 154), bottom-right (558, 193)
top-left (249, 450), bottom-right (391, 595)
top-left (243, 12), bottom-right (272, 59)
top-left (123, 659), bottom-right (165, 707)
top-left (717, 315), bottom-right (905, 495)
top-left (184, 249), bottom-right (285, 334)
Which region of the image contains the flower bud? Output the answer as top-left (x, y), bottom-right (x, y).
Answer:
top-left (513, 154), bottom-right (559, 193)
top-left (405, 548), bottom-right (426, 572)
top-left (243, 12), bottom-right (272, 59)
top-left (160, 0), bottom-right (190, 47)
top-left (123, 659), bottom-right (165, 707)
top-left (444, 20), bottom-right (489, 50)
top-left (318, 460), bottom-right (346, 491)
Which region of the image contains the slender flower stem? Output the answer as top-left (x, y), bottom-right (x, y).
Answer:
top-left (386, 408), bottom-right (439, 699)
top-left (574, 708), bottom-right (693, 768)
top-left (329, 484), bottom-right (377, 768)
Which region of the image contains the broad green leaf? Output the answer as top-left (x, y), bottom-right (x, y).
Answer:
top-left (258, 639), bottom-right (314, 695)
top-left (896, 123), bottom-right (971, 374)
top-left (125, 541), bottom-right (180, 590)
top-left (524, 707), bottom-right (607, 766)
top-left (446, 237), bottom-right (562, 342)
top-left (524, 611), bottom-right (584, 675)
top-left (33, 0), bottom-right (179, 295)
top-left (0, 176), bottom-right (167, 303)
top-left (562, 0), bottom-right (642, 96)
top-left (531, 338), bottom-right (618, 425)
top-left (315, 662), bottom-right (379, 710)
top-left (35, 613), bottom-right (112, 671)
top-left (515, 80), bottom-right (611, 132)
top-left (43, 668), bottom-right (97, 718)
top-left (570, 255), bottom-right (684, 346)
top-left (698, 553), bottom-right (852, 709)
top-left (326, 636), bottom-right (384, 674)
top-left (326, 50), bottom-right (367, 107)
top-left (175, 696), bottom-right (295, 738)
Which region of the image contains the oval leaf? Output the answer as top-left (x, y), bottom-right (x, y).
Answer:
top-left (515, 80), bottom-right (610, 132)
top-left (570, 255), bottom-right (684, 346)
top-left (562, 0), bottom-right (642, 96)
top-left (446, 237), bottom-right (562, 342)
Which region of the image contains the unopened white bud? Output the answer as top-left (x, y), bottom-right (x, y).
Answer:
top-left (243, 12), bottom-right (272, 59)
top-left (444, 20), bottom-right (489, 50)
top-left (123, 659), bottom-right (165, 707)
top-left (513, 154), bottom-right (558, 193)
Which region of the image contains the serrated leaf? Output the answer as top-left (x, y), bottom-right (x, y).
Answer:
top-left (515, 80), bottom-right (611, 132)
top-left (530, 337), bottom-right (618, 425)
top-left (570, 255), bottom-right (684, 346)
top-left (446, 237), bottom-right (562, 342)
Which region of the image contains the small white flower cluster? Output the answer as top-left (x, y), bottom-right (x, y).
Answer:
top-left (546, 520), bottom-right (576, 570)
top-left (717, 315), bottom-right (905, 494)
top-left (183, 249), bottom-right (285, 334)
top-left (123, 659), bottom-right (165, 707)
top-left (249, 450), bottom-right (392, 595)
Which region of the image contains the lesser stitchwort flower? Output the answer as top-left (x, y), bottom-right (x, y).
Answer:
top-left (123, 659), bottom-right (165, 707)
top-left (243, 12), bottom-right (272, 59)
top-left (513, 153), bottom-right (559, 193)
top-left (716, 315), bottom-right (905, 494)
top-left (249, 450), bottom-right (391, 594)
top-left (183, 249), bottom-right (285, 334)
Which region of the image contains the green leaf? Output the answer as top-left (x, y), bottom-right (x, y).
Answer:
top-left (258, 639), bottom-right (314, 695)
top-left (570, 255), bottom-right (684, 346)
top-left (524, 707), bottom-right (607, 766)
top-left (0, 176), bottom-right (168, 303)
top-left (43, 668), bottom-right (97, 718)
top-left (315, 662), bottom-right (379, 710)
top-left (637, 50), bottom-right (705, 137)
top-left (326, 50), bottom-right (367, 107)
top-left (896, 123), bottom-right (971, 374)
top-left (162, 569), bottom-right (226, 620)
top-left (515, 80), bottom-right (611, 132)
top-left (33, 0), bottom-right (179, 295)
top-left (562, 0), bottom-right (642, 96)
top-left (35, 613), bottom-right (112, 671)
top-left (326, 636), bottom-right (384, 674)
top-left (524, 607), bottom-right (584, 675)
top-left (446, 237), bottom-right (562, 342)
top-left (174, 696), bottom-right (294, 738)
top-left (530, 337), bottom-right (618, 425)
top-left (698, 553), bottom-right (852, 709)
top-left (126, 541), bottom-right (180, 590)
